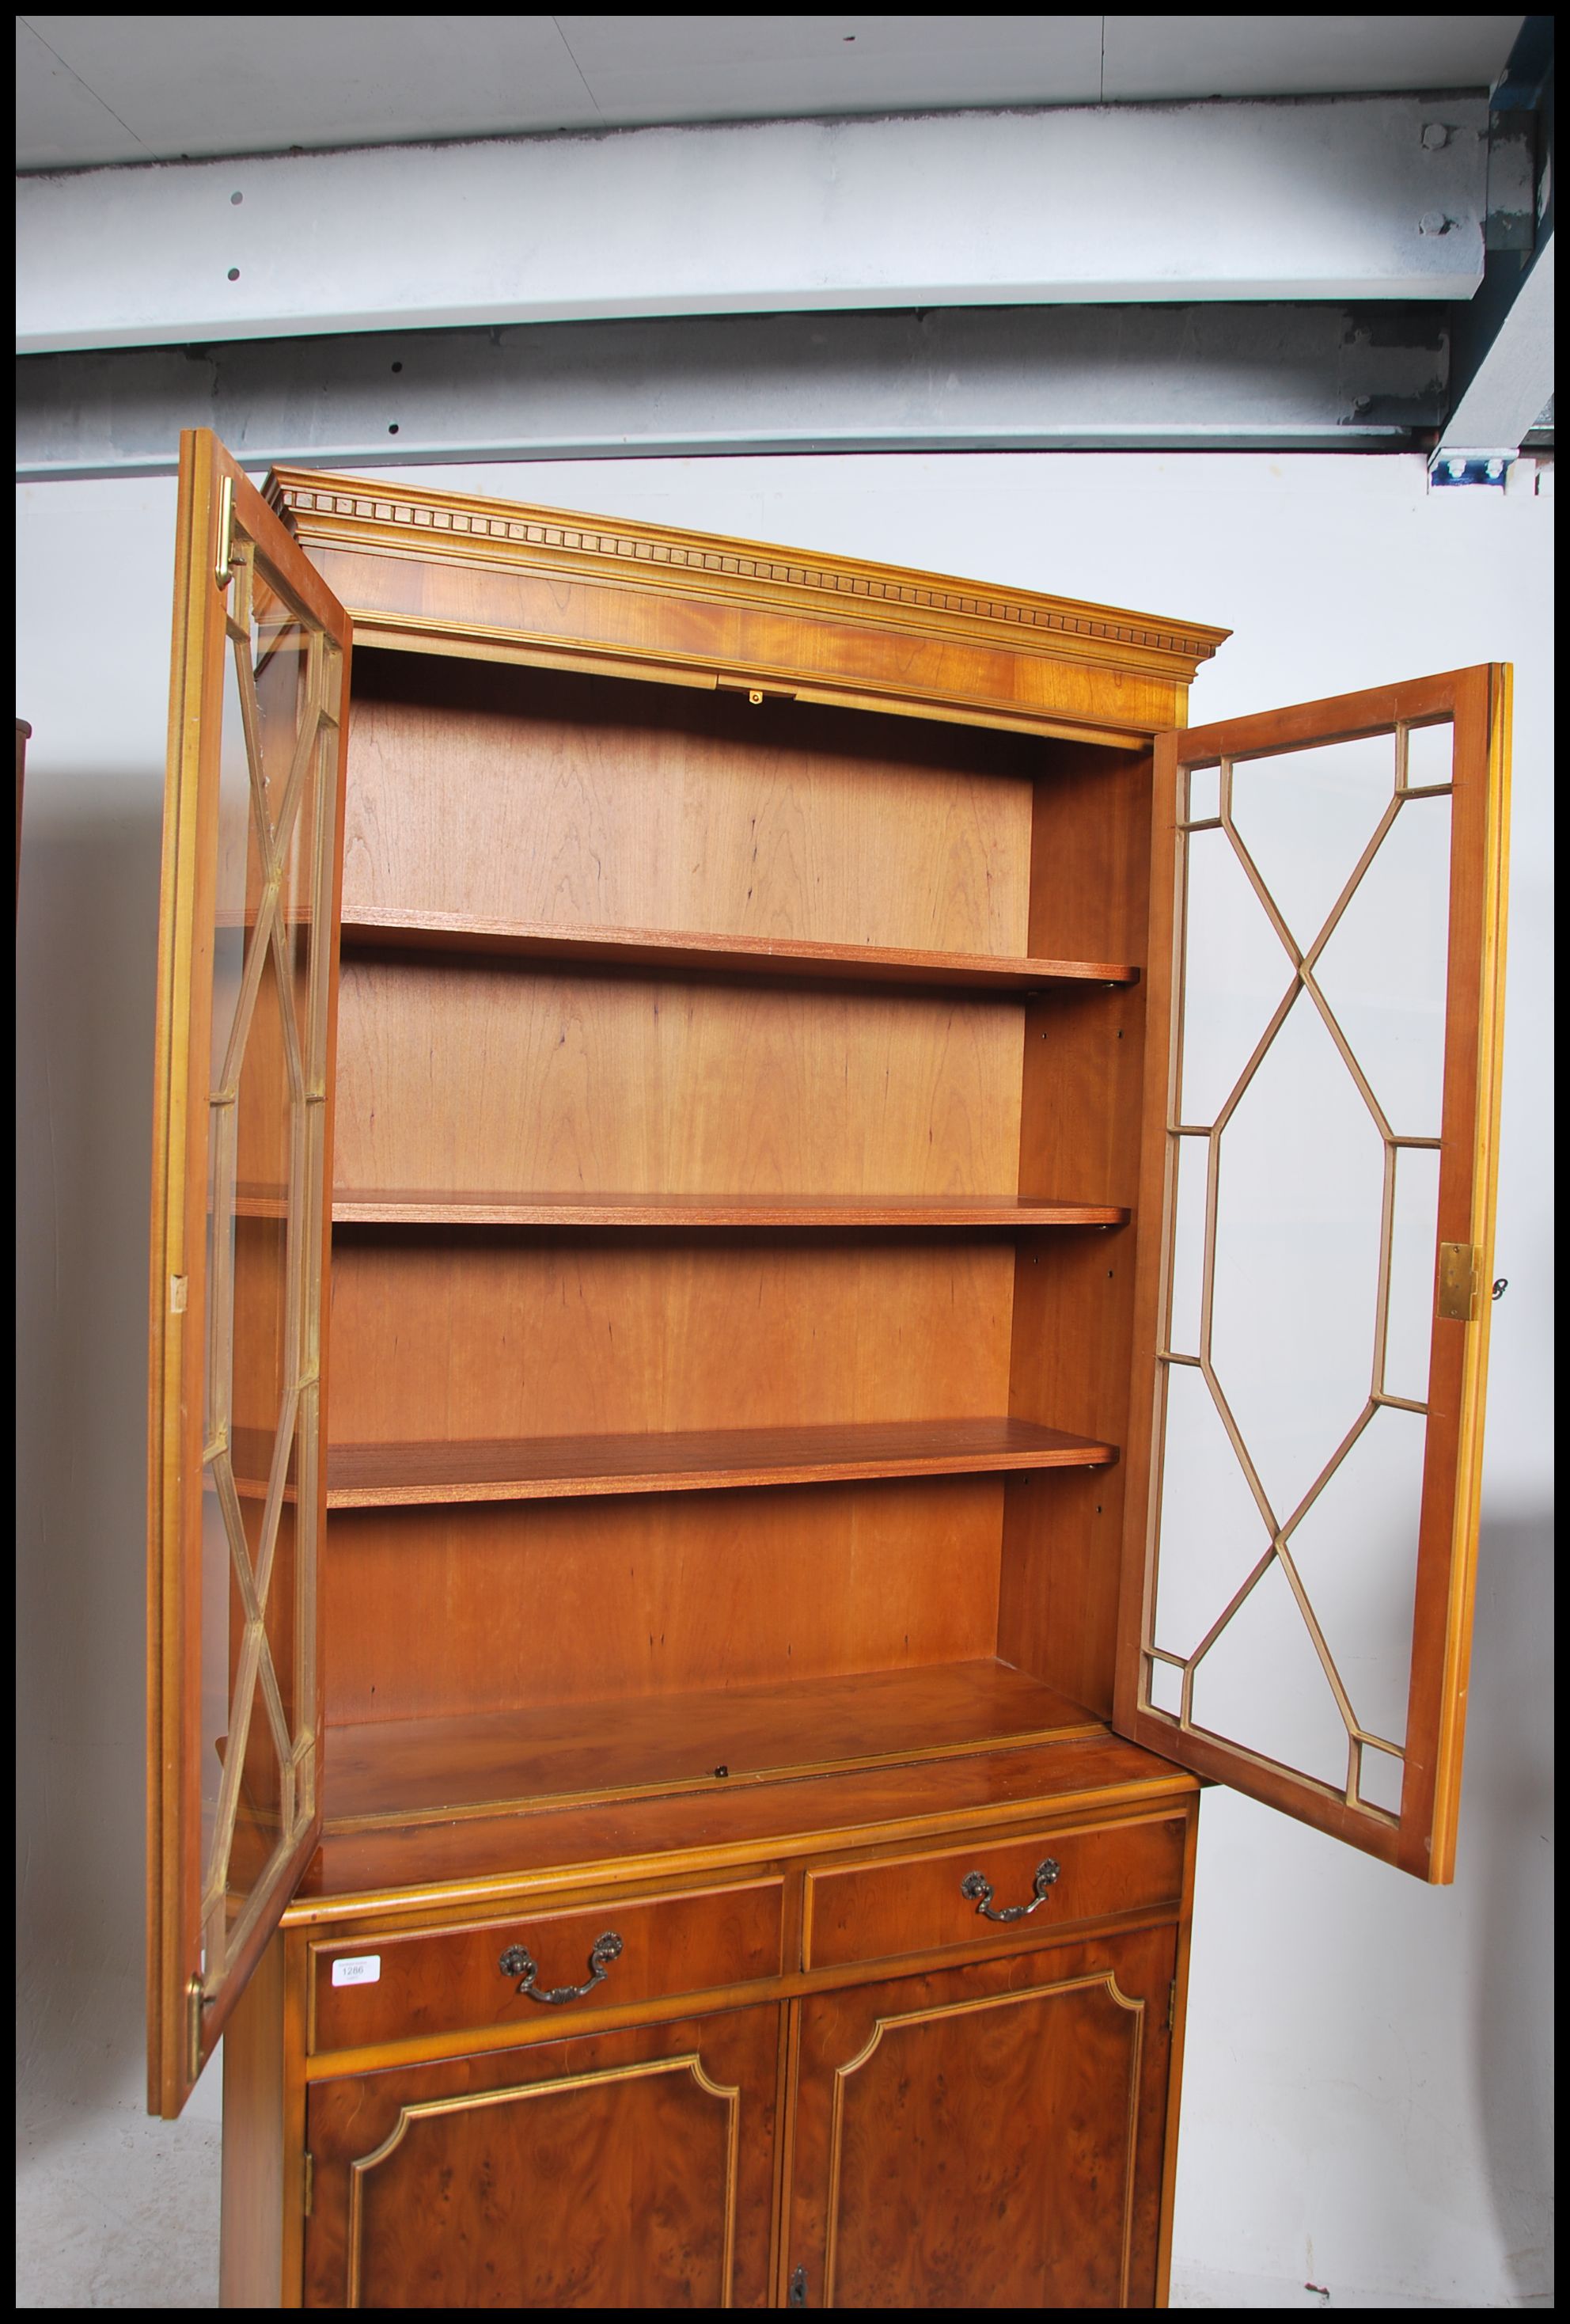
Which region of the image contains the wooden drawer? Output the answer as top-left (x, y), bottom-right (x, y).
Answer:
top-left (309, 1878), bottom-right (784, 2053)
top-left (802, 1815), bottom-right (1185, 1973)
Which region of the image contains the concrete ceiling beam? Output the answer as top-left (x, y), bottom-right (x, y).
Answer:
top-left (14, 303), bottom-right (1454, 478)
top-left (17, 97), bottom-right (1492, 357)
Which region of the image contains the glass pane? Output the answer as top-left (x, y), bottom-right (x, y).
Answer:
top-left (196, 523), bottom-right (331, 1996)
top-left (1178, 825), bottom-right (1293, 1126)
top-left (1228, 732), bottom-right (1394, 952)
top-left (250, 559), bottom-right (312, 796)
top-left (197, 1485), bottom-right (232, 1896)
top-left (203, 1099), bottom-right (237, 1452)
top-left (1147, 1657), bottom-right (1183, 1718)
top-left (1384, 1147), bottom-right (1441, 1403)
top-left (1189, 1555), bottom-right (1350, 1792)
top-left (1402, 718), bottom-right (1454, 792)
top-left (1314, 793), bottom-right (1452, 1140)
top-left (251, 554), bottom-right (319, 1069)
top-left (1185, 762), bottom-right (1220, 822)
top-left (222, 1490), bottom-right (290, 1931)
top-left (1357, 1741), bottom-right (1405, 1816)
top-left (1207, 992), bottom-right (1387, 1519)
top-left (1284, 1403), bottom-right (1425, 1749)
top-left (1151, 1360), bottom-right (1274, 1663)
top-left (1166, 1137), bottom-right (1207, 1358)
top-left (210, 644), bottom-right (256, 1089)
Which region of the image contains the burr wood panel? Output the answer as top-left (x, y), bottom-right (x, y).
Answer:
top-left (802, 1815), bottom-right (1186, 1972)
top-left (787, 1927), bottom-right (1178, 2310)
top-left (304, 2007), bottom-right (779, 2309)
top-left (309, 1879), bottom-right (784, 2053)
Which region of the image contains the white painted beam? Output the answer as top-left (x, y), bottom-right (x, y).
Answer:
top-left (16, 97), bottom-right (1490, 355)
top-left (1435, 234), bottom-right (1555, 458)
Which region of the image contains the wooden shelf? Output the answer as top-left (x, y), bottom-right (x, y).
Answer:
top-left (229, 1425), bottom-right (294, 1503)
top-left (339, 905), bottom-right (1138, 993)
top-left (322, 1658), bottom-right (1107, 1829)
top-left (331, 1190), bottom-right (1129, 1229)
top-left (325, 1415), bottom-right (1116, 1508)
top-left (232, 1183), bottom-right (289, 1219)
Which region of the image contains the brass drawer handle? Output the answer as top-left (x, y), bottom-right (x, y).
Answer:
top-left (960, 1859), bottom-right (1060, 1923)
top-left (499, 1932), bottom-right (624, 2006)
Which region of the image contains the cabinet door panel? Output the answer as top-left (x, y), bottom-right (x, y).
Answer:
top-left (1118, 669), bottom-right (1509, 1880)
top-left (304, 2006), bottom-right (779, 2308)
top-left (787, 1928), bottom-right (1177, 2309)
top-left (148, 431), bottom-right (351, 2113)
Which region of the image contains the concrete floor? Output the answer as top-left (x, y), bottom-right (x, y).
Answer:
top-left (17, 2094), bottom-right (221, 2310)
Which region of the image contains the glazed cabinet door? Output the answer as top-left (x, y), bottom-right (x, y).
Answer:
top-left (303, 2007), bottom-right (780, 2308)
top-left (784, 1929), bottom-right (1178, 2309)
top-left (1117, 669), bottom-right (1509, 1880)
top-left (148, 431), bottom-right (351, 2113)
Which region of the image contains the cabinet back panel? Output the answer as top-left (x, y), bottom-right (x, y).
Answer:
top-left (324, 1479), bottom-right (1005, 1721)
top-left (328, 1238), bottom-right (1015, 1443)
top-left (334, 961), bottom-right (1025, 1199)
top-left (342, 653), bottom-right (1035, 954)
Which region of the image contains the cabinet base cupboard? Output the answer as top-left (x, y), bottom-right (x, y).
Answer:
top-left (146, 435), bottom-right (1508, 2307)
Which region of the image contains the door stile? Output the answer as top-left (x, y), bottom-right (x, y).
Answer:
top-left (1400, 663), bottom-right (1510, 1880)
top-left (1112, 725), bottom-right (1186, 1792)
top-left (147, 432), bottom-right (351, 2114)
top-left (1114, 669), bottom-right (1510, 1882)
top-left (148, 431), bottom-right (220, 2117)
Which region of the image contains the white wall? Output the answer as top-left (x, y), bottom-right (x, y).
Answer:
top-left (15, 450), bottom-right (1553, 2303)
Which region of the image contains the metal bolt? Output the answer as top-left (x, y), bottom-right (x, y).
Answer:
top-left (1419, 211), bottom-right (1451, 236)
top-left (1421, 123), bottom-right (1452, 151)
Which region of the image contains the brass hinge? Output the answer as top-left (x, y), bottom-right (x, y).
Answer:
top-left (1168, 1979), bottom-right (1178, 2033)
top-left (1437, 1241), bottom-right (1482, 1322)
top-left (303, 2151), bottom-right (314, 2218)
top-left (186, 1975), bottom-right (206, 2084)
top-left (214, 473), bottom-right (235, 591)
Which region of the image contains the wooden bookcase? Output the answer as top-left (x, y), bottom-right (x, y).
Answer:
top-left (146, 435), bottom-right (1508, 2307)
